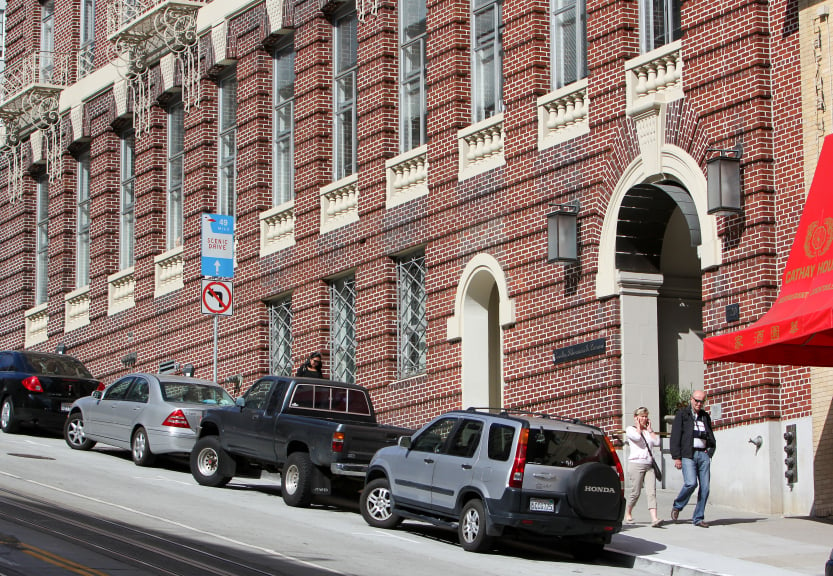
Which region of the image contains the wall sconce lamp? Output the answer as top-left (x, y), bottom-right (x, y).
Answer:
top-left (55, 343), bottom-right (67, 355)
top-left (121, 351), bottom-right (137, 368)
top-left (707, 144), bottom-right (743, 215)
top-left (182, 363), bottom-right (195, 377)
top-left (547, 200), bottom-right (580, 263)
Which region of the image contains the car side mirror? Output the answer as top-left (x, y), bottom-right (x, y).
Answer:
top-left (398, 435), bottom-right (412, 449)
top-left (91, 390), bottom-right (102, 400)
top-left (235, 396), bottom-right (246, 409)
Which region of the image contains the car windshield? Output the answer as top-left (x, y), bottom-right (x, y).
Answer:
top-left (161, 382), bottom-right (235, 406)
top-left (525, 428), bottom-right (614, 468)
top-left (22, 354), bottom-right (94, 378)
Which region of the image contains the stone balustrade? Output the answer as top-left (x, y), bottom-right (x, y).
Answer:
top-left (458, 113), bottom-right (505, 180)
top-left (320, 175), bottom-right (359, 234)
top-left (108, 268), bottom-right (136, 315)
top-left (538, 79), bottom-right (590, 149)
top-left (64, 286), bottom-right (91, 331)
top-left (260, 201), bottom-right (296, 255)
top-left (386, 145), bottom-right (428, 208)
top-left (154, 246), bottom-right (184, 297)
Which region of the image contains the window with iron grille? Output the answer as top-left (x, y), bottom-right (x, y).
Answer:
top-left (397, 252), bottom-right (427, 378)
top-left (79, 0), bottom-right (95, 77)
top-left (218, 70), bottom-right (238, 217)
top-left (640, 0), bottom-right (681, 53)
top-left (471, 0), bottom-right (503, 123)
top-left (273, 41), bottom-right (295, 206)
top-left (268, 298), bottom-right (293, 376)
top-left (551, 0), bottom-right (586, 89)
top-left (120, 129), bottom-right (135, 270)
top-left (35, 175), bottom-right (49, 305)
top-left (76, 151), bottom-right (90, 288)
top-left (167, 98), bottom-right (184, 249)
top-left (329, 276), bottom-right (356, 384)
top-left (333, 6), bottom-right (357, 180)
top-left (399, 0), bottom-right (426, 152)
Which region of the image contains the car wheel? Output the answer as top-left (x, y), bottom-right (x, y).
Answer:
top-left (63, 412), bottom-right (96, 450)
top-left (458, 499), bottom-right (493, 553)
top-left (190, 436), bottom-right (232, 488)
top-left (0, 397), bottom-right (19, 434)
top-left (132, 427), bottom-right (157, 467)
top-left (281, 452), bottom-right (313, 508)
top-left (360, 478), bottom-right (402, 529)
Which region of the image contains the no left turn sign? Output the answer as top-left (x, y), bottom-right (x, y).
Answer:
top-left (201, 279), bottom-right (233, 316)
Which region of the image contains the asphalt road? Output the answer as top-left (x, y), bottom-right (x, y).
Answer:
top-left (0, 429), bottom-right (636, 576)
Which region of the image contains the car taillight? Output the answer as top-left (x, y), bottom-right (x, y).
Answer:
top-left (508, 427), bottom-right (529, 489)
top-left (332, 431), bottom-right (345, 453)
top-left (22, 376), bottom-right (43, 393)
top-left (604, 435), bottom-right (625, 491)
top-left (162, 409), bottom-right (190, 428)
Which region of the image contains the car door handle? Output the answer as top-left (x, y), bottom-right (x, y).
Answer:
top-left (533, 473), bottom-right (555, 480)
top-left (424, 458), bottom-right (434, 464)
top-left (461, 464), bottom-right (472, 470)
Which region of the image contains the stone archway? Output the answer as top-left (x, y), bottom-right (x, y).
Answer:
top-left (447, 254), bottom-right (516, 410)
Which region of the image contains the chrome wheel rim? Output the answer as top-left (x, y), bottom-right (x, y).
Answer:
top-left (461, 507), bottom-right (481, 543)
top-left (366, 486), bottom-right (393, 521)
top-left (0, 402), bottom-right (9, 428)
top-left (284, 464), bottom-right (299, 495)
top-left (197, 447), bottom-right (218, 477)
top-left (133, 431), bottom-right (147, 461)
top-left (67, 417), bottom-right (86, 446)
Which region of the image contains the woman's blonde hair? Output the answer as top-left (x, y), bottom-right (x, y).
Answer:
top-left (633, 406), bottom-right (649, 417)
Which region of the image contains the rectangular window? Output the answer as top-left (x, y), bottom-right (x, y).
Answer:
top-left (551, 0), bottom-right (586, 89)
top-left (35, 176), bottom-right (49, 305)
top-left (76, 152), bottom-right (91, 288)
top-left (333, 6), bottom-right (357, 180)
top-left (79, 0), bottom-right (95, 77)
top-left (640, 0), bottom-right (681, 53)
top-left (329, 275), bottom-right (356, 384)
top-left (471, 0), bottom-right (503, 122)
top-left (399, 0), bottom-right (426, 152)
top-left (268, 297), bottom-right (293, 376)
top-left (397, 252), bottom-right (427, 378)
top-left (273, 42), bottom-right (295, 206)
top-left (120, 129), bottom-right (135, 269)
top-left (39, 0), bottom-right (54, 82)
top-left (167, 99), bottom-right (184, 249)
top-left (218, 70), bottom-right (237, 217)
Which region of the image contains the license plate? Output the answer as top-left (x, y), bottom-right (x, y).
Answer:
top-left (61, 403), bottom-right (73, 412)
top-left (529, 498), bottom-right (554, 512)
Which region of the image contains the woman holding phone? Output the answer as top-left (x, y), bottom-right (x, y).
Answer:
top-left (625, 406), bottom-right (662, 526)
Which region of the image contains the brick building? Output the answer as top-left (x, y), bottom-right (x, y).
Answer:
top-left (0, 0), bottom-right (826, 515)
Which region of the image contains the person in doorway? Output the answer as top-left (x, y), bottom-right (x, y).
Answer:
top-left (669, 389), bottom-right (716, 527)
top-left (296, 352), bottom-right (325, 378)
top-left (625, 407), bottom-right (662, 527)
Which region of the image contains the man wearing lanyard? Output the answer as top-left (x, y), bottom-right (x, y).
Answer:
top-left (669, 390), bottom-right (716, 527)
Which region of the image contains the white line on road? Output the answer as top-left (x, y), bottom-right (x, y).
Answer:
top-left (0, 470), bottom-right (345, 575)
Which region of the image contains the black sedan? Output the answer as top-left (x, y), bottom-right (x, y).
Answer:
top-left (0, 351), bottom-right (101, 434)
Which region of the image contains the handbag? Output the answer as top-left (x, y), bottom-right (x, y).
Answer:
top-left (642, 432), bottom-right (662, 482)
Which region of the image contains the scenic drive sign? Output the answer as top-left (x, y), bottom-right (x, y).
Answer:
top-left (201, 213), bottom-right (235, 278)
top-left (201, 279), bottom-right (233, 316)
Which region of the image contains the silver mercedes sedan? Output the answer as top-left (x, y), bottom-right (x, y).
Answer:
top-left (63, 373), bottom-right (235, 466)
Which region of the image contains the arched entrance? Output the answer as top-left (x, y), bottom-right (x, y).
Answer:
top-left (447, 254), bottom-right (516, 410)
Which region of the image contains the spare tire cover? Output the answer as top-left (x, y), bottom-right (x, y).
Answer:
top-left (567, 462), bottom-right (622, 521)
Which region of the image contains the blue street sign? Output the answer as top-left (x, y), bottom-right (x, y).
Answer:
top-left (201, 213), bottom-right (235, 278)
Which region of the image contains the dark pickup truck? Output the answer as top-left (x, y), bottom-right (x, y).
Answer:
top-left (190, 375), bottom-right (410, 507)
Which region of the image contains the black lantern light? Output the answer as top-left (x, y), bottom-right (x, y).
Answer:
top-left (547, 200), bottom-right (580, 263)
top-left (707, 144), bottom-right (743, 215)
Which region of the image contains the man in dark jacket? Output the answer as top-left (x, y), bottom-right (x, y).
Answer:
top-left (296, 352), bottom-right (325, 378)
top-left (669, 389), bottom-right (716, 527)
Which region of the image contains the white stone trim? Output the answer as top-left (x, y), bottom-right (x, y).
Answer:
top-left (320, 174), bottom-right (359, 234)
top-left (260, 200), bottom-right (296, 256)
top-left (108, 267), bottom-right (136, 315)
top-left (24, 303), bottom-right (49, 348)
top-left (458, 113), bottom-right (505, 180)
top-left (447, 253), bottom-right (516, 342)
top-left (64, 285), bottom-right (91, 332)
top-left (154, 246), bottom-right (185, 297)
top-left (595, 145), bottom-right (721, 299)
top-left (625, 40), bottom-right (684, 114)
top-left (386, 145), bottom-right (428, 209)
top-left (537, 79), bottom-right (590, 150)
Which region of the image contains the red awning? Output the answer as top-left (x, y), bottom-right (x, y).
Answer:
top-left (704, 134), bottom-right (833, 366)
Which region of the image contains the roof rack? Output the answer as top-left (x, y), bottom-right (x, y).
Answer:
top-left (463, 406), bottom-right (587, 426)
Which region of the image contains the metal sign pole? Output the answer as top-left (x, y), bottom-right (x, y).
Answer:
top-left (213, 314), bottom-right (218, 383)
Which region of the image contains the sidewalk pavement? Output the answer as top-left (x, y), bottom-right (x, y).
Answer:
top-left (607, 488), bottom-right (832, 575)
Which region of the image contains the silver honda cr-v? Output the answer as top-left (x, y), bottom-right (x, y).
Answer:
top-left (360, 408), bottom-right (625, 557)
